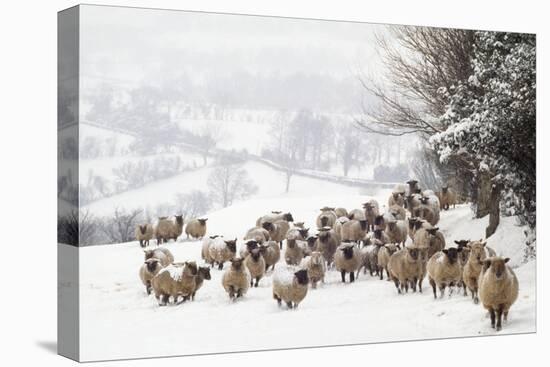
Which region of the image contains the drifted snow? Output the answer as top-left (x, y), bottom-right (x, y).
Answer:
top-left (272, 264), bottom-right (299, 286)
top-left (78, 198), bottom-right (535, 361)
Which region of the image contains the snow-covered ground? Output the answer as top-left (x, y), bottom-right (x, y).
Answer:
top-left (78, 196), bottom-right (536, 361)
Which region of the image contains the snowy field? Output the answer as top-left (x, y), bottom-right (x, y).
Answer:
top-left (78, 196), bottom-right (536, 361)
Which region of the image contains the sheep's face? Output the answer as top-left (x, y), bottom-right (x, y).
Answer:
top-left (442, 248), bottom-right (461, 265)
top-left (184, 261), bottom-right (198, 276)
top-left (230, 258), bottom-right (244, 271)
top-left (175, 215), bottom-right (184, 225)
top-left (250, 248), bottom-right (263, 261)
top-left (359, 220), bottom-right (368, 231)
top-left (246, 240), bottom-right (259, 252)
top-left (408, 218), bottom-right (418, 230)
top-left (144, 250), bottom-right (154, 261)
top-left (483, 257), bottom-right (510, 279)
top-left (306, 235), bottom-right (318, 248)
top-left (413, 220), bottom-right (425, 230)
top-left (320, 216), bottom-right (329, 227)
top-left (283, 213), bottom-right (294, 222)
top-left (384, 244), bottom-right (398, 255)
top-left (442, 187), bottom-right (448, 194)
top-left (258, 245), bottom-right (268, 255)
top-left (199, 266), bottom-right (211, 280)
top-left (198, 218), bottom-right (208, 226)
top-left (145, 259), bottom-right (160, 273)
top-left (373, 229), bottom-right (383, 240)
top-left (262, 222), bottom-right (275, 231)
top-left (341, 245), bottom-right (355, 260)
top-left (139, 225), bottom-right (147, 235)
top-left (392, 192), bottom-right (400, 200)
top-left (387, 221), bottom-right (397, 230)
top-left (426, 228), bottom-right (439, 238)
top-left (294, 269), bottom-right (309, 285)
top-left (419, 197), bottom-right (430, 205)
top-left (374, 215), bottom-right (384, 226)
top-left (468, 241), bottom-right (487, 263)
top-left (406, 179), bottom-right (418, 186)
top-left (225, 240), bottom-right (237, 253)
top-left (407, 247), bottom-right (420, 261)
top-left (298, 228), bottom-right (310, 239)
top-left (318, 230), bottom-right (330, 242)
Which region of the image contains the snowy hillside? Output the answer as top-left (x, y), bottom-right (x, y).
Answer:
top-left (78, 198), bottom-right (535, 361)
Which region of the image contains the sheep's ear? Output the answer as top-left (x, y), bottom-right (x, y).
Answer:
top-left (442, 249), bottom-right (448, 255)
top-left (504, 258), bottom-right (510, 263)
top-left (454, 240), bottom-right (461, 245)
top-left (481, 241), bottom-right (487, 247)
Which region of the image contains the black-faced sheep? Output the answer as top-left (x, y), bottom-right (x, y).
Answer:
top-left (334, 242), bottom-right (361, 283)
top-left (388, 192), bottom-right (405, 208)
top-left (388, 247), bottom-right (424, 294)
top-left (184, 218), bottom-right (208, 240)
top-left (244, 248), bottom-right (266, 287)
top-left (208, 237), bottom-right (237, 270)
top-left (478, 257), bottom-right (519, 331)
top-left (284, 237), bottom-right (305, 266)
top-left (256, 212), bottom-right (294, 227)
top-left (316, 207), bottom-right (337, 228)
top-left (463, 240), bottom-right (489, 304)
top-left (377, 243), bottom-right (400, 280)
top-left (155, 215), bottom-right (184, 244)
top-left (341, 219), bottom-right (368, 244)
top-left (385, 219), bottom-right (408, 247)
top-left (222, 258), bottom-right (250, 300)
top-left (139, 258), bottom-right (163, 295)
top-left (260, 240), bottom-right (281, 271)
top-left (151, 261), bottom-right (198, 306)
top-left (191, 265), bottom-right (211, 301)
top-left (135, 224), bottom-right (154, 247)
top-left (315, 226), bottom-right (341, 267)
top-left (362, 200), bottom-right (380, 231)
top-left (427, 248), bottom-right (463, 299)
top-left (437, 185), bottom-right (457, 210)
top-left (272, 266), bottom-right (309, 309)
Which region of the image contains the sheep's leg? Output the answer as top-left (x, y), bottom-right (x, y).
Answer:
top-left (279, 241), bottom-right (283, 250)
top-left (255, 277), bottom-right (260, 287)
top-left (393, 278), bottom-right (401, 294)
top-left (237, 288), bottom-right (243, 298)
top-left (218, 263), bottom-right (223, 271)
top-left (379, 268), bottom-right (383, 280)
top-left (489, 307), bottom-right (496, 329)
top-left (418, 278), bottom-right (423, 293)
top-left (439, 284), bottom-right (446, 298)
top-left (341, 271), bottom-right (346, 283)
top-left (286, 301), bottom-right (293, 309)
top-left (430, 278), bottom-right (437, 299)
top-left (504, 310), bottom-right (509, 322)
top-left (273, 293), bottom-right (282, 306)
top-left (410, 278), bottom-right (417, 293)
top-left (496, 305), bottom-right (504, 331)
top-left (228, 286), bottom-right (235, 300)
top-left (473, 288), bottom-right (479, 305)
top-left (161, 294), bottom-right (170, 306)
top-left (250, 279), bottom-right (254, 287)
top-left (350, 271), bottom-right (355, 283)
top-left (386, 269), bottom-right (391, 281)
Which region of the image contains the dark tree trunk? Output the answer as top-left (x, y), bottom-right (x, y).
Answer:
top-left (476, 171), bottom-right (492, 218)
top-left (486, 183), bottom-right (502, 238)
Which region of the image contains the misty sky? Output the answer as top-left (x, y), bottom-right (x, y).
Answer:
top-left (80, 5), bottom-right (388, 88)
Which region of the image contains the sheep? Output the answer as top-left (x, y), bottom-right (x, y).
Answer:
top-left (286, 227), bottom-right (310, 245)
top-left (373, 228), bottom-right (390, 245)
top-left (284, 237), bottom-right (305, 266)
top-left (299, 251), bottom-right (326, 289)
top-left (422, 189), bottom-right (435, 197)
top-left (427, 248), bottom-right (463, 299)
top-left (190, 266), bottom-right (211, 301)
top-left (316, 207), bottom-right (337, 228)
top-left (292, 221), bottom-right (305, 229)
top-left (356, 238), bottom-right (381, 277)
top-left (184, 218), bottom-right (208, 240)
top-left (387, 246), bottom-right (424, 294)
top-left (272, 266), bottom-right (309, 309)
top-left (262, 221), bottom-right (285, 249)
top-left (388, 192), bottom-right (405, 208)
top-left (462, 240), bottom-right (490, 304)
top-left (405, 193), bottom-right (422, 216)
top-left (454, 239), bottom-right (471, 295)
top-left (334, 207), bottom-right (348, 218)
top-left (222, 258), bottom-right (250, 300)
top-left (385, 219), bottom-right (408, 247)
top-left (201, 235), bottom-right (220, 267)
top-left (244, 226), bottom-right (270, 244)
top-left (414, 195), bottom-right (441, 226)
top-left (341, 219), bottom-right (368, 244)
top-left (151, 261), bottom-right (198, 306)
top-left (478, 257), bottom-right (519, 331)
top-left (377, 243), bottom-right (400, 280)
top-left (362, 200), bottom-right (380, 231)
top-left (334, 242), bottom-right (361, 283)
top-left (408, 217), bottom-right (429, 241)
top-left (239, 239), bottom-right (260, 259)
top-left (297, 237), bottom-right (317, 257)
top-left (139, 258), bottom-right (163, 295)
top-left (405, 179), bottom-right (420, 195)
top-left (374, 214), bottom-right (387, 231)
top-left (388, 205), bottom-right (407, 221)
top-left (144, 247), bottom-right (174, 267)
top-left (208, 237), bottom-right (237, 270)
top-left (333, 216), bottom-right (350, 239)
top-left (155, 215), bottom-right (184, 244)
top-left (260, 240), bottom-right (281, 271)
top-left (135, 223), bottom-right (154, 247)
top-left (244, 248), bottom-right (266, 287)
top-left (438, 185), bottom-right (457, 210)
top-left (315, 226), bottom-right (341, 267)
top-left (256, 212), bottom-right (294, 227)
top-left (414, 225), bottom-right (445, 256)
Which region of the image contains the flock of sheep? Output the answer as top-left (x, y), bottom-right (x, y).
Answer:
top-left (136, 179), bottom-right (519, 332)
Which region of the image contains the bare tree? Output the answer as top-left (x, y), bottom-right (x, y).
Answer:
top-left (57, 209), bottom-right (99, 246)
top-left (196, 123), bottom-right (222, 166)
top-left (174, 190), bottom-right (211, 221)
top-left (100, 208), bottom-right (143, 244)
top-left (207, 160), bottom-right (258, 208)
